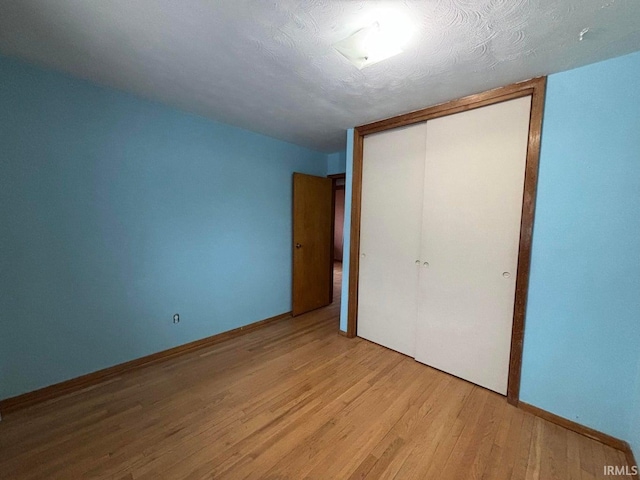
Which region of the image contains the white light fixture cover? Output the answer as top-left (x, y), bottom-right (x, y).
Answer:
top-left (334, 20), bottom-right (412, 69)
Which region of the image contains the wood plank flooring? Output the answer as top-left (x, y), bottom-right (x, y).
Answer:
top-left (0, 265), bottom-right (634, 479)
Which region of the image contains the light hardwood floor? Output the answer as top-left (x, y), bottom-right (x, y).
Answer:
top-left (0, 264), bottom-right (634, 479)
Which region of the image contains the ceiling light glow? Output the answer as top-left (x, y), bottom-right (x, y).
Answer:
top-left (334, 14), bottom-right (415, 69)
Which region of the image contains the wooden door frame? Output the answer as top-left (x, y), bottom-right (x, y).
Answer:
top-left (346, 77), bottom-right (547, 405)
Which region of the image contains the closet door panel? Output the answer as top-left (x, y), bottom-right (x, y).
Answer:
top-left (358, 123), bottom-right (427, 357)
top-left (415, 96), bottom-right (532, 394)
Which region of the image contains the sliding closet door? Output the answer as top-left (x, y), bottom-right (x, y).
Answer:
top-left (415, 96), bottom-right (532, 394)
top-left (358, 123), bottom-right (427, 357)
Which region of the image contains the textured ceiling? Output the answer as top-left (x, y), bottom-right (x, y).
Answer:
top-left (1, 0), bottom-right (639, 152)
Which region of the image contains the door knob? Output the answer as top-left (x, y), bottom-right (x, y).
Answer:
top-left (502, 272), bottom-right (511, 278)
top-left (295, 243), bottom-right (302, 249)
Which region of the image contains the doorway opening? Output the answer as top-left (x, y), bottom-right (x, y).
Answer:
top-left (290, 171), bottom-right (344, 330)
top-left (329, 173), bottom-right (346, 308)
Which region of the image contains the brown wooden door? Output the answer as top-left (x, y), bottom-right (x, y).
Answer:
top-left (292, 173), bottom-right (333, 316)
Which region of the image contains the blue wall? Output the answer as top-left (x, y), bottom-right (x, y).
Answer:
top-left (339, 52), bottom-right (640, 453)
top-left (632, 358), bottom-right (640, 461)
top-left (0, 56), bottom-right (326, 400)
top-left (339, 129), bottom-right (354, 332)
top-left (521, 50), bottom-right (640, 449)
top-left (326, 150), bottom-right (347, 176)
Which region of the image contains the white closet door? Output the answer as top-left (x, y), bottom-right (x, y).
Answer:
top-left (358, 123), bottom-right (427, 357)
top-left (415, 96), bottom-right (532, 394)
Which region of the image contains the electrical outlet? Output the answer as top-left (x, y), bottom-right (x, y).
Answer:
top-left (173, 313), bottom-right (180, 324)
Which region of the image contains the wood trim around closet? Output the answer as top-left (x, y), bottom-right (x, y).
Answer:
top-left (346, 77), bottom-right (547, 405)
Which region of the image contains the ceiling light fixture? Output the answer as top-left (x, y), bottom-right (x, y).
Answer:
top-left (579, 27), bottom-right (590, 41)
top-left (333, 16), bottom-right (414, 69)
